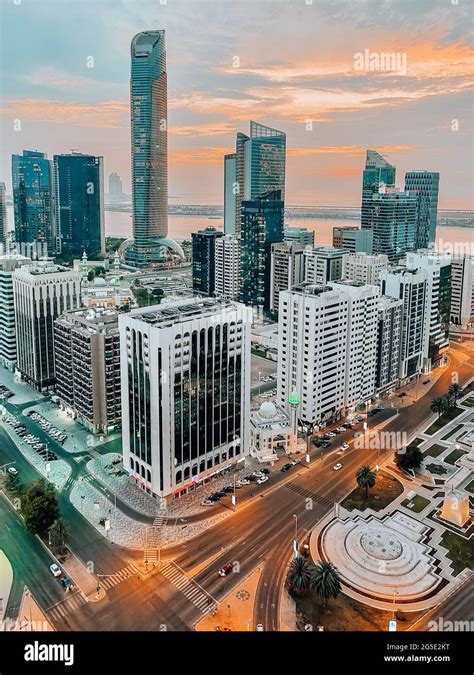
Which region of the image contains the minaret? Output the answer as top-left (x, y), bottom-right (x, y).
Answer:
top-left (81, 251), bottom-right (89, 279)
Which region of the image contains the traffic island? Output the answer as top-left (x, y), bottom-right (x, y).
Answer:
top-left (195, 566), bottom-right (263, 632)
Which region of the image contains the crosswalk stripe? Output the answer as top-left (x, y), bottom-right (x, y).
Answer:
top-left (158, 562), bottom-right (214, 614)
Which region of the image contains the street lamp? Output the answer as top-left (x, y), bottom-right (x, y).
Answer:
top-left (292, 514), bottom-right (298, 558)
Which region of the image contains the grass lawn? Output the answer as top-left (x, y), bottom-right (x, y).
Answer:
top-left (441, 424), bottom-right (464, 441)
top-left (340, 471), bottom-right (403, 512)
top-left (425, 462), bottom-right (449, 476)
top-left (422, 444), bottom-right (446, 459)
top-left (401, 494), bottom-right (431, 513)
top-left (410, 438), bottom-right (425, 447)
top-left (462, 397), bottom-right (474, 407)
top-left (440, 530), bottom-right (473, 576)
top-left (444, 447), bottom-right (467, 465)
top-left (425, 408), bottom-right (463, 435)
top-left (464, 480), bottom-right (474, 494)
top-left (293, 590), bottom-right (424, 632)
top-left (462, 381), bottom-right (474, 395)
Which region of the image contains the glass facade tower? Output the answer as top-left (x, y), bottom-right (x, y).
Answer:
top-left (240, 189), bottom-right (284, 309)
top-left (234, 121), bottom-right (286, 233)
top-left (404, 171), bottom-right (439, 249)
top-left (12, 150), bottom-right (55, 253)
top-left (129, 31), bottom-right (169, 266)
top-left (54, 152), bottom-right (105, 257)
top-left (361, 150), bottom-right (396, 230)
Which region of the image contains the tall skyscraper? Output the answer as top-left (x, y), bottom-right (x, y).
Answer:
top-left (191, 227), bottom-right (224, 296)
top-left (223, 153), bottom-right (236, 234)
top-left (54, 152), bottom-right (105, 257)
top-left (0, 182), bottom-right (6, 248)
top-left (240, 189), bottom-right (284, 309)
top-left (108, 171), bottom-right (124, 197)
top-left (363, 187), bottom-right (418, 263)
top-left (277, 281), bottom-right (379, 426)
top-left (13, 261), bottom-right (81, 391)
top-left (405, 171), bottom-right (439, 249)
top-left (119, 297), bottom-right (251, 498)
top-left (361, 150), bottom-right (396, 236)
top-left (127, 31), bottom-right (183, 266)
top-left (233, 121), bottom-right (286, 233)
top-left (54, 308), bottom-right (121, 434)
top-left (376, 296), bottom-right (403, 395)
top-left (12, 150), bottom-right (55, 253)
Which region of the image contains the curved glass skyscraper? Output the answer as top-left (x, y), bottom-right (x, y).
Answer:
top-left (129, 31), bottom-right (172, 266)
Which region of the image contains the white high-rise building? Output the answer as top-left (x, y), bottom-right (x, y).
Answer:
top-left (0, 254), bottom-right (31, 370)
top-left (405, 251), bottom-right (451, 369)
top-left (214, 235), bottom-right (241, 301)
top-left (270, 241), bottom-right (305, 313)
top-left (379, 267), bottom-right (427, 380)
top-left (450, 255), bottom-right (474, 327)
top-left (119, 297), bottom-right (251, 499)
top-left (277, 280), bottom-right (379, 426)
top-left (376, 296), bottom-right (403, 395)
top-left (12, 261), bottom-right (81, 390)
top-left (304, 246), bottom-right (348, 284)
top-left (342, 252), bottom-right (389, 285)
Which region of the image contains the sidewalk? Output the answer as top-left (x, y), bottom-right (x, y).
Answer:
top-left (195, 566), bottom-right (263, 631)
top-left (61, 548), bottom-right (104, 603)
top-left (12, 588), bottom-right (54, 632)
top-left (0, 549), bottom-right (13, 622)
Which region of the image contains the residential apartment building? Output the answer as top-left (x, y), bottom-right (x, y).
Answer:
top-left (376, 296), bottom-right (403, 395)
top-left (54, 308), bottom-right (121, 434)
top-left (304, 246), bottom-right (348, 284)
top-left (342, 253), bottom-right (389, 285)
top-left (332, 226), bottom-right (373, 254)
top-left (214, 234), bottom-right (241, 301)
top-left (277, 280), bottom-right (379, 427)
top-left (450, 255), bottom-right (474, 327)
top-left (0, 254), bottom-right (31, 370)
top-left (270, 241), bottom-right (305, 313)
top-left (191, 227), bottom-right (224, 296)
top-left (284, 226), bottom-right (315, 247)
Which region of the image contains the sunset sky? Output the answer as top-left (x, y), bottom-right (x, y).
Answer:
top-left (1, 0), bottom-right (473, 208)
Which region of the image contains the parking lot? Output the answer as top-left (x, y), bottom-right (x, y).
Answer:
top-left (2, 414), bottom-right (58, 462)
top-left (25, 410), bottom-right (67, 445)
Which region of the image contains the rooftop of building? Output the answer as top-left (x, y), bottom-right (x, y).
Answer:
top-left (128, 297), bottom-right (244, 327)
top-left (56, 307), bottom-right (119, 332)
top-left (13, 260), bottom-right (78, 277)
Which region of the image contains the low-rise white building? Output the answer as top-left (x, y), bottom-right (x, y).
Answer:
top-left (249, 401), bottom-right (293, 462)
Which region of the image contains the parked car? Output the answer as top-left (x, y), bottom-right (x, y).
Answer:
top-left (333, 463), bottom-right (343, 471)
top-left (7, 467), bottom-right (18, 475)
top-left (281, 463), bottom-right (292, 472)
top-left (201, 499), bottom-right (214, 506)
top-left (240, 479), bottom-right (250, 485)
top-left (341, 443), bottom-right (349, 450)
top-left (49, 563), bottom-right (62, 578)
top-left (327, 432), bottom-right (336, 438)
top-left (256, 476), bottom-right (268, 484)
top-left (256, 624), bottom-right (264, 632)
top-left (336, 427), bottom-right (346, 433)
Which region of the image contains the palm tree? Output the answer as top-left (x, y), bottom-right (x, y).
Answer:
top-left (286, 555), bottom-right (312, 595)
top-left (448, 383), bottom-right (462, 404)
top-left (48, 518), bottom-right (69, 550)
top-left (355, 465), bottom-right (376, 499)
top-left (442, 394), bottom-right (454, 412)
top-left (430, 397), bottom-right (444, 418)
top-left (309, 561), bottom-right (342, 608)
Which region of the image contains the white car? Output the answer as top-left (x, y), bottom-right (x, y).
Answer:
top-left (239, 479), bottom-right (250, 486)
top-left (333, 463), bottom-right (343, 471)
top-left (256, 476), bottom-right (268, 484)
top-left (49, 563), bottom-right (62, 578)
top-left (341, 443), bottom-right (349, 450)
top-left (336, 427), bottom-right (346, 433)
top-left (327, 432), bottom-right (336, 438)
top-left (256, 624), bottom-right (264, 632)
top-left (7, 467), bottom-right (18, 475)
top-left (201, 499), bottom-right (214, 506)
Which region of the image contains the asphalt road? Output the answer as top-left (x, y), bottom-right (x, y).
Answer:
top-left (0, 343), bottom-right (472, 631)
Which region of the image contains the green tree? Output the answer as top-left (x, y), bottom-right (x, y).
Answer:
top-left (430, 397), bottom-right (444, 418)
top-left (286, 556), bottom-right (312, 596)
top-left (448, 383), bottom-right (463, 403)
top-left (355, 465), bottom-right (376, 499)
top-left (442, 394), bottom-right (454, 411)
top-left (309, 561), bottom-right (342, 608)
top-left (396, 446), bottom-right (423, 472)
top-left (48, 518), bottom-right (69, 551)
top-left (5, 472), bottom-right (22, 494)
top-left (21, 480), bottom-right (59, 535)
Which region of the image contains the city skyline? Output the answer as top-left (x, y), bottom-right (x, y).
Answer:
top-left (1, 0), bottom-right (473, 209)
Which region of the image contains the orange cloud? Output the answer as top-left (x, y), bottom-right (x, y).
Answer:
top-left (1, 98), bottom-right (128, 128)
top-left (288, 145), bottom-right (415, 157)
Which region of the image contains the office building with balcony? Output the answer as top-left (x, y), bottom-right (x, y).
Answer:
top-left (214, 234), bottom-right (241, 301)
top-left (304, 246), bottom-right (348, 284)
top-left (342, 252), bottom-right (389, 285)
top-left (270, 241), bottom-right (305, 314)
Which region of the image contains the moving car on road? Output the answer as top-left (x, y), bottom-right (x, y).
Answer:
top-left (333, 463), bottom-right (343, 471)
top-left (49, 563), bottom-right (62, 578)
top-left (218, 563), bottom-right (233, 577)
top-left (341, 443), bottom-right (349, 450)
